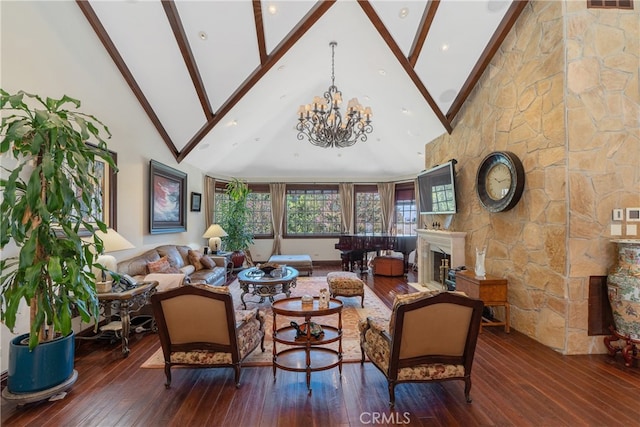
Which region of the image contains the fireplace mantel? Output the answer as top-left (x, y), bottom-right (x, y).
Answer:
top-left (417, 229), bottom-right (466, 287)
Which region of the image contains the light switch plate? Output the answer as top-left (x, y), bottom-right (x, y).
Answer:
top-left (611, 224), bottom-right (622, 236)
top-left (612, 209), bottom-right (623, 221)
top-left (627, 224), bottom-right (638, 236)
top-left (627, 207), bottom-right (640, 222)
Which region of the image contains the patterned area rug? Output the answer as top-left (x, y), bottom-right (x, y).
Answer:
top-left (141, 276), bottom-right (392, 368)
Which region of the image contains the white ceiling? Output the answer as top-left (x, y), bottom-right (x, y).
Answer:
top-left (80, 0), bottom-right (520, 182)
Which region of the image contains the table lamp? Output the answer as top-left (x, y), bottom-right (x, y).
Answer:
top-left (90, 228), bottom-right (135, 285)
top-left (203, 224), bottom-right (227, 254)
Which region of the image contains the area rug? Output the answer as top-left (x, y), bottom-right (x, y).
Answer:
top-left (141, 276), bottom-right (392, 368)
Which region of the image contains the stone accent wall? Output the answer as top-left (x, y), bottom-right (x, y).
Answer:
top-left (423, 1), bottom-right (639, 354)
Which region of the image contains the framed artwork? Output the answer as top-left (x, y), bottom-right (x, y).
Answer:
top-left (149, 160), bottom-right (187, 234)
top-left (191, 192), bottom-right (202, 212)
top-left (72, 144), bottom-right (117, 231)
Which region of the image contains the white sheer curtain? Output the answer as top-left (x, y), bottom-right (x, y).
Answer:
top-left (377, 182), bottom-right (395, 234)
top-left (270, 183), bottom-right (286, 256)
top-left (339, 183), bottom-right (354, 234)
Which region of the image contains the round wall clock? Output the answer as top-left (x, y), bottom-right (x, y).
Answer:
top-left (476, 151), bottom-right (525, 213)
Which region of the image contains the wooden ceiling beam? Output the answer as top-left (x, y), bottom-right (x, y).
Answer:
top-left (177, 0), bottom-right (337, 162)
top-left (358, 0), bottom-right (452, 134)
top-left (76, 0), bottom-right (179, 160)
top-left (408, 0), bottom-right (440, 67)
top-left (162, 0), bottom-right (214, 120)
top-left (253, 0), bottom-right (268, 65)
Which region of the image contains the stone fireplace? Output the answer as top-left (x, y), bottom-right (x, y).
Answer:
top-left (417, 229), bottom-right (466, 288)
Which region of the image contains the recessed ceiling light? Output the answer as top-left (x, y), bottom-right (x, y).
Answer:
top-left (268, 4), bottom-right (277, 15)
top-left (399, 8), bottom-right (409, 19)
top-left (227, 119), bottom-right (238, 127)
top-left (255, 137), bottom-right (260, 142)
top-left (378, 69), bottom-right (386, 76)
top-left (199, 143), bottom-right (210, 150)
top-left (198, 31), bottom-right (207, 41)
top-left (278, 65), bottom-right (285, 71)
top-left (439, 89), bottom-right (457, 103)
top-left (441, 43), bottom-right (449, 52)
top-left (401, 108), bottom-right (409, 114)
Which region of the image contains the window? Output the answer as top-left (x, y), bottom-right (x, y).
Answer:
top-left (214, 183), bottom-right (272, 237)
top-left (394, 183), bottom-right (417, 236)
top-left (285, 186), bottom-right (341, 236)
top-left (246, 185), bottom-right (272, 237)
top-left (355, 185), bottom-right (382, 234)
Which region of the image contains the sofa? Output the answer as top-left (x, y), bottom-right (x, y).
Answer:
top-left (117, 244), bottom-right (228, 288)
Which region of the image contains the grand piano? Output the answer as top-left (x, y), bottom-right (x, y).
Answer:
top-left (334, 234), bottom-right (417, 274)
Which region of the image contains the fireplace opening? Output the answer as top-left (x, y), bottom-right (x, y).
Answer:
top-left (433, 251), bottom-right (450, 283)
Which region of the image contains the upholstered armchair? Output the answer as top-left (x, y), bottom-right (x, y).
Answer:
top-left (151, 284), bottom-right (265, 388)
top-left (359, 291), bottom-right (484, 406)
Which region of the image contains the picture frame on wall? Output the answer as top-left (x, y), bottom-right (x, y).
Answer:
top-left (76, 144), bottom-right (118, 230)
top-left (190, 192), bottom-right (202, 212)
top-left (149, 160), bottom-right (187, 234)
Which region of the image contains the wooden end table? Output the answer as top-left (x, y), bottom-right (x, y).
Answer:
top-left (271, 297), bottom-right (343, 394)
top-left (96, 281), bottom-right (158, 356)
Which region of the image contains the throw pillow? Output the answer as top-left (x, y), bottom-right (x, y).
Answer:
top-left (148, 256), bottom-right (171, 273)
top-left (188, 250), bottom-right (204, 271)
top-left (200, 255), bottom-right (215, 269)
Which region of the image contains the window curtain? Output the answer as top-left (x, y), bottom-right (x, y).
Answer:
top-left (339, 183), bottom-right (354, 234)
top-left (414, 177), bottom-right (423, 229)
top-left (377, 182), bottom-right (395, 234)
top-left (204, 175), bottom-right (216, 229)
top-left (270, 183), bottom-right (286, 256)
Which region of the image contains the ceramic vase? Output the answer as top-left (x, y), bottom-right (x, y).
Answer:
top-left (475, 246), bottom-right (486, 277)
top-left (607, 239), bottom-right (640, 340)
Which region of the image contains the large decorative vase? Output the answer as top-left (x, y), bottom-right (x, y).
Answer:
top-left (7, 331), bottom-right (75, 393)
top-left (231, 250), bottom-right (246, 268)
top-left (605, 239), bottom-right (640, 367)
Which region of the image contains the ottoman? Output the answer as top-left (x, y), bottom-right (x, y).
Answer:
top-left (268, 254), bottom-right (313, 276)
top-left (372, 256), bottom-right (405, 277)
top-left (326, 272), bottom-right (365, 308)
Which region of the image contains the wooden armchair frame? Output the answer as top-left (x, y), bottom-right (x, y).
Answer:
top-left (360, 292), bottom-right (483, 406)
top-left (151, 285), bottom-right (265, 389)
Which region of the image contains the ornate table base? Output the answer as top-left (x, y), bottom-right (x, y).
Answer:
top-left (604, 328), bottom-right (639, 368)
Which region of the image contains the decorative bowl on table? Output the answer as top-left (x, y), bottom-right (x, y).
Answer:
top-left (258, 262), bottom-right (280, 275)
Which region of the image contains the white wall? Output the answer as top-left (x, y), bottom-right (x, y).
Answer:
top-left (0, 1), bottom-right (209, 372)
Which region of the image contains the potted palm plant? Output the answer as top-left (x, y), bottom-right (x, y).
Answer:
top-left (220, 178), bottom-right (254, 268)
top-left (0, 90), bottom-right (116, 395)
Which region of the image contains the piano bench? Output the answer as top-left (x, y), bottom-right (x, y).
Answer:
top-left (268, 254), bottom-right (313, 276)
top-left (372, 256), bottom-right (405, 277)
top-left (327, 272), bottom-right (365, 308)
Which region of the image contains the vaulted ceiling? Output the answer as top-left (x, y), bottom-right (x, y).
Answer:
top-left (79, 0), bottom-right (526, 182)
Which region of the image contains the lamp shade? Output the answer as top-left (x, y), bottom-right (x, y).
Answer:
top-left (95, 228), bottom-right (135, 253)
top-left (83, 228), bottom-right (135, 283)
top-left (203, 224), bottom-right (227, 252)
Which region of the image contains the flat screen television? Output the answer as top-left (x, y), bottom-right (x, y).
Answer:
top-left (417, 160), bottom-right (458, 215)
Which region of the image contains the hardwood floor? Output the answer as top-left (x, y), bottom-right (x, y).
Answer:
top-left (2, 264), bottom-right (639, 426)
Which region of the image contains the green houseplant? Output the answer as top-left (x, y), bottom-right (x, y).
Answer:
top-left (0, 90), bottom-right (115, 393)
top-left (220, 178), bottom-right (253, 267)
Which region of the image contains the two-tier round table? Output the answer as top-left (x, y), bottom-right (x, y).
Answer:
top-left (271, 297), bottom-right (343, 393)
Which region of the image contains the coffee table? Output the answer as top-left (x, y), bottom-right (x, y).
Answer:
top-left (237, 266), bottom-right (299, 309)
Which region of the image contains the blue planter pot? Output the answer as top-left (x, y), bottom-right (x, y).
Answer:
top-left (7, 331), bottom-right (75, 394)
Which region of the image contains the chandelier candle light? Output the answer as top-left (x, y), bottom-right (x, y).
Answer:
top-left (296, 41), bottom-right (373, 148)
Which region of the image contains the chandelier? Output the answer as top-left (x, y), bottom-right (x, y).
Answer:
top-left (296, 41), bottom-right (373, 148)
